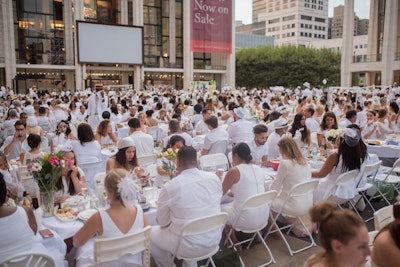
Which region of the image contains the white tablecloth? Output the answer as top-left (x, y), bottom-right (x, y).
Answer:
top-left (367, 144), bottom-right (400, 158)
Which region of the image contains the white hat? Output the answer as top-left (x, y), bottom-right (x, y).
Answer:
top-left (23, 105), bottom-right (35, 116)
top-left (233, 107), bottom-right (245, 119)
top-left (303, 82), bottom-right (310, 88)
top-left (274, 118), bottom-right (289, 130)
top-left (118, 137), bottom-right (136, 149)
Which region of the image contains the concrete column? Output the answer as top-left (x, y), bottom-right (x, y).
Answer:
top-left (120, 0), bottom-right (129, 86)
top-left (2, 0), bottom-right (16, 89)
top-left (367, 0), bottom-right (379, 63)
top-left (225, 0), bottom-right (235, 88)
top-left (340, 0), bottom-right (354, 87)
top-left (169, 1), bottom-right (176, 64)
top-left (133, 0), bottom-right (144, 90)
top-left (64, 71), bottom-right (75, 91)
top-left (381, 0), bottom-right (399, 86)
top-left (183, 0), bottom-right (193, 90)
top-left (74, 0), bottom-right (85, 90)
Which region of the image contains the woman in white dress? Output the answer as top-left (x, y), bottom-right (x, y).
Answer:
top-left (73, 169), bottom-right (149, 267)
top-left (71, 123), bottom-right (101, 165)
top-left (94, 119), bottom-right (118, 147)
top-left (20, 134), bottom-right (45, 165)
top-left (317, 111), bottom-right (338, 148)
top-left (51, 120), bottom-right (75, 152)
top-left (270, 136), bottom-right (311, 214)
top-left (362, 110), bottom-right (380, 140)
top-left (222, 143), bottom-right (267, 231)
top-left (312, 124), bottom-right (368, 204)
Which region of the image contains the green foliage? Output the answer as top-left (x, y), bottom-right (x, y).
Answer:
top-left (235, 45), bottom-right (341, 88)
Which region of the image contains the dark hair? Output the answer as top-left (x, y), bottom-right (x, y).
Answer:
top-left (77, 123), bottom-right (95, 145)
top-left (128, 118), bottom-right (140, 129)
top-left (166, 135), bottom-right (186, 150)
top-left (310, 201), bottom-right (365, 252)
top-left (232, 143), bottom-right (252, 164)
top-left (202, 108), bottom-right (211, 115)
top-left (204, 115), bottom-right (218, 129)
top-left (110, 105), bottom-right (119, 115)
top-left (56, 151), bottom-right (81, 195)
top-left (269, 111), bottom-right (281, 122)
top-left (102, 111), bottom-right (111, 119)
top-left (253, 124), bottom-right (268, 135)
top-left (194, 104), bottom-right (203, 113)
top-left (146, 110), bottom-right (154, 117)
top-left (115, 147), bottom-right (138, 170)
top-left (389, 102), bottom-right (399, 114)
top-left (290, 113), bottom-right (308, 143)
top-left (345, 109), bottom-right (357, 119)
top-left (27, 134), bottom-right (41, 149)
top-left (0, 172), bottom-right (6, 205)
top-left (14, 120), bottom-right (26, 128)
top-left (38, 106), bottom-right (46, 114)
top-left (56, 120), bottom-right (71, 136)
top-left (169, 119), bottom-right (181, 134)
top-left (320, 111), bottom-right (338, 131)
top-left (337, 124), bottom-right (367, 172)
top-left (177, 146), bottom-right (197, 167)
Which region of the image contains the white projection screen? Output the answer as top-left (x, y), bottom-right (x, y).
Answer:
top-left (77, 21), bottom-right (143, 65)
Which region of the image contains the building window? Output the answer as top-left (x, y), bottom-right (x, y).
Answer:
top-left (315, 17), bottom-right (325, 23)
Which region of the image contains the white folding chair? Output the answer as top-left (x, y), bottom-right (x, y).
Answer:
top-left (227, 151), bottom-right (233, 167)
top-left (374, 158), bottom-right (400, 201)
top-left (94, 225), bottom-right (152, 267)
top-left (374, 205), bottom-right (394, 231)
top-left (0, 251), bottom-right (55, 267)
top-left (78, 161), bottom-right (106, 192)
top-left (208, 140), bottom-right (229, 155)
top-left (169, 212), bottom-right (227, 267)
top-left (199, 153), bottom-right (229, 171)
top-left (265, 180), bottom-right (319, 256)
top-left (137, 154), bottom-right (157, 168)
top-left (226, 191), bottom-right (278, 267)
top-left (148, 126), bottom-right (159, 141)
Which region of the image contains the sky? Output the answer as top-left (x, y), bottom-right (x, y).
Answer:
top-left (235, 0), bottom-right (370, 24)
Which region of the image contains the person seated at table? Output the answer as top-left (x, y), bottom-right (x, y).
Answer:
top-left (247, 124), bottom-right (269, 166)
top-left (194, 108), bottom-right (212, 136)
top-left (270, 136), bottom-right (311, 213)
top-left (71, 123), bottom-right (101, 165)
top-left (222, 143), bottom-right (267, 239)
top-left (128, 118), bottom-right (154, 158)
top-left (155, 135), bottom-right (185, 187)
top-left (151, 146), bottom-right (222, 267)
top-left (304, 201), bottom-right (370, 267)
top-left (200, 115), bottom-right (229, 156)
top-left (0, 151), bottom-right (22, 202)
top-left (50, 120), bottom-right (75, 153)
top-left (266, 118), bottom-right (289, 160)
top-left (26, 116), bottom-right (44, 137)
top-left (106, 137), bottom-right (143, 175)
top-left (73, 168), bottom-right (149, 267)
top-left (20, 134), bottom-right (46, 165)
top-left (289, 113), bottom-right (310, 147)
top-left (369, 200), bottom-right (400, 267)
top-left (227, 107), bottom-right (254, 144)
top-left (362, 110), bottom-right (380, 140)
top-left (163, 119), bottom-right (192, 148)
top-left (54, 147), bottom-right (86, 199)
top-left (317, 111), bottom-right (338, 149)
top-left (94, 119), bottom-right (118, 148)
top-left (312, 124), bottom-right (368, 204)
top-left (146, 110), bottom-right (158, 127)
top-left (138, 111), bottom-right (150, 134)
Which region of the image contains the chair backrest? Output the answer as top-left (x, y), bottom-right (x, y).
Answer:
top-left (361, 160), bottom-right (382, 187)
top-left (382, 158), bottom-right (400, 181)
top-left (374, 205), bottom-right (394, 231)
top-left (0, 251), bottom-right (55, 267)
top-left (281, 179), bottom-right (319, 217)
top-left (117, 127), bottom-right (129, 139)
top-left (227, 151), bottom-right (233, 166)
top-left (232, 191), bottom-right (277, 232)
top-left (148, 126), bottom-right (159, 141)
top-left (175, 213), bottom-right (227, 260)
top-left (94, 225), bottom-right (152, 267)
top-left (199, 153), bottom-right (229, 171)
top-left (334, 169), bottom-right (360, 186)
top-left (78, 161), bottom-right (106, 191)
top-left (137, 154), bottom-right (157, 168)
top-left (145, 164), bottom-right (158, 179)
top-left (208, 140), bottom-right (229, 155)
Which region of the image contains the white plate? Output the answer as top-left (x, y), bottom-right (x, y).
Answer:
top-left (78, 209), bottom-right (97, 221)
top-left (64, 195), bottom-right (85, 206)
top-left (101, 148), bottom-right (118, 156)
top-left (54, 208), bottom-right (78, 222)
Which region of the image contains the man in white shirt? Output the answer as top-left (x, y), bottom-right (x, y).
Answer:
top-left (1, 120), bottom-right (28, 160)
top-left (227, 107), bottom-right (254, 144)
top-left (36, 106), bottom-right (53, 133)
top-left (194, 108), bottom-right (212, 136)
top-left (266, 118), bottom-right (288, 160)
top-left (200, 115), bottom-right (229, 155)
top-left (75, 105), bottom-right (87, 122)
top-left (150, 146), bottom-right (222, 267)
top-left (87, 85), bottom-right (108, 128)
top-left (247, 124), bottom-right (269, 166)
top-left (303, 105), bottom-right (320, 133)
top-left (302, 82), bottom-right (312, 98)
top-left (127, 118), bottom-right (154, 157)
top-left (339, 109), bottom-right (358, 129)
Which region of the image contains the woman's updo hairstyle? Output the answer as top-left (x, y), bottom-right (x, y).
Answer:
top-left (104, 168), bottom-right (128, 206)
top-left (310, 201), bottom-right (364, 251)
top-left (232, 142), bottom-right (252, 164)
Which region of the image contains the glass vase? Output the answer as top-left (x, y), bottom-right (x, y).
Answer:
top-left (40, 190), bottom-right (55, 217)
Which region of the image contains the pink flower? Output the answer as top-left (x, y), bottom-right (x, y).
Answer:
top-left (49, 156), bottom-right (60, 167)
top-left (31, 162), bottom-right (42, 172)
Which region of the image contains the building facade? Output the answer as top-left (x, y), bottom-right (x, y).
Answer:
top-left (341, 0), bottom-right (400, 87)
top-left (0, 0), bottom-right (235, 92)
top-left (253, 0), bottom-right (329, 46)
top-left (330, 5), bottom-right (369, 39)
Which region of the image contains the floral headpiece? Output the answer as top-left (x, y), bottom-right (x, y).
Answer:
top-left (117, 174), bottom-right (141, 206)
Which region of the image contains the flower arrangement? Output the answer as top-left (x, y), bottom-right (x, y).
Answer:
top-left (156, 148), bottom-right (178, 179)
top-left (325, 129), bottom-right (341, 144)
top-left (27, 152), bottom-right (64, 216)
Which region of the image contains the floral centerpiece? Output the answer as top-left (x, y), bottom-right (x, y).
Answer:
top-left (156, 148), bottom-right (178, 179)
top-left (27, 152), bottom-right (64, 217)
top-left (325, 129), bottom-right (341, 144)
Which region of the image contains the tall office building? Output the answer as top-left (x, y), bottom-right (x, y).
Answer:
top-left (330, 5), bottom-right (368, 39)
top-left (341, 0), bottom-right (400, 86)
top-left (0, 0), bottom-right (235, 92)
top-left (252, 0), bottom-right (329, 46)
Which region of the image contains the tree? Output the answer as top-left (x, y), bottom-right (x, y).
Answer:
top-left (235, 45), bottom-right (341, 88)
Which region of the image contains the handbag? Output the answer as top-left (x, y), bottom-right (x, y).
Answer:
top-left (212, 245), bottom-right (240, 267)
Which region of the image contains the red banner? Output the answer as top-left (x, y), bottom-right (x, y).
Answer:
top-left (190, 0), bottom-right (232, 54)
